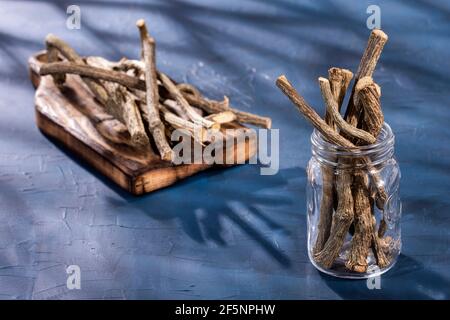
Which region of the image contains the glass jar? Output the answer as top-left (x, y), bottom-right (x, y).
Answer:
top-left (306, 123), bottom-right (401, 279)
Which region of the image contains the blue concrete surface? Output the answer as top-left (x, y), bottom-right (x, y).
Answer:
top-left (0, 0), bottom-right (449, 299)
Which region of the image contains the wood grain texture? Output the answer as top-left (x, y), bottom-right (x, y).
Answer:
top-left (29, 51), bottom-right (256, 195)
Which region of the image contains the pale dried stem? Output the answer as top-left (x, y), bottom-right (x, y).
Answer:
top-left (163, 99), bottom-right (190, 120)
top-left (354, 77), bottom-right (390, 264)
top-left (313, 76), bottom-right (367, 257)
top-left (345, 171), bottom-right (373, 272)
top-left (276, 75), bottom-right (354, 148)
top-left (313, 163), bottom-right (335, 255)
top-left (205, 111), bottom-right (236, 124)
top-left (314, 162), bottom-right (354, 268)
top-left (355, 77), bottom-right (384, 139)
top-left (183, 93), bottom-right (272, 129)
top-left (41, 56), bottom-right (270, 130)
top-left (118, 87), bottom-right (149, 147)
top-left (137, 19), bottom-right (173, 161)
top-left (44, 35), bottom-right (148, 147)
top-left (326, 68), bottom-right (353, 129)
top-left (45, 34), bottom-right (110, 107)
top-left (313, 69), bottom-right (351, 254)
top-left (40, 61), bottom-right (147, 91)
top-left (115, 59), bottom-right (145, 73)
top-left (158, 71), bottom-right (214, 128)
top-left (354, 76), bottom-right (387, 219)
top-left (159, 104), bottom-right (207, 144)
top-left (344, 29), bottom-right (388, 127)
top-left (277, 74), bottom-right (357, 263)
top-left (348, 75), bottom-right (389, 272)
top-left (86, 56), bottom-right (149, 147)
top-left (372, 214), bottom-right (390, 268)
top-left (176, 83), bottom-right (201, 98)
top-left (319, 77), bottom-right (376, 144)
top-left (46, 44), bottom-right (65, 86)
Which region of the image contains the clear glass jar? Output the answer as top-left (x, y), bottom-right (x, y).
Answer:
top-left (307, 123), bottom-right (401, 279)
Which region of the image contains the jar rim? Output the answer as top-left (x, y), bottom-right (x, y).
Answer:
top-left (311, 122), bottom-right (395, 156)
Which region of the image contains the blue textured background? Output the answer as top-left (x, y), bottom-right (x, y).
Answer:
top-left (0, 0), bottom-right (449, 299)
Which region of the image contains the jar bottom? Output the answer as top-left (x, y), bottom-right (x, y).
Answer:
top-left (308, 242), bottom-right (400, 279)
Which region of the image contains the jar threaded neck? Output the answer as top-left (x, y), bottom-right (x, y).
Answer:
top-left (311, 122), bottom-right (395, 168)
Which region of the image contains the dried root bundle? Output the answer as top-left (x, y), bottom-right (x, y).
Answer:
top-left (40, 19), bottom-right (271, 162)
top-left (276, 29), bottom-right (392, 272)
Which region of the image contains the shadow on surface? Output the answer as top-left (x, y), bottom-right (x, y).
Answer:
top-left (320, 254), bottom-right (450, 299)
top-left (5, 0), bottom-right (449, 298)
top-left (45, 133), bottom-right (303, 268)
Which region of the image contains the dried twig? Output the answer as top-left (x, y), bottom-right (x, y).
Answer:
top-left (345, 172), bottom-right (373, 272)
top-left (275, 75), bottom-right (355, 264)
top-left (326, 68), bottom-right (353, 129)
top-left (158, 71), bottom-right (215, 128)
top-left (319, 77), bottom-right (376, 144)
top-left (344, 29), bottom-right (388, 127)
top-left (45, 34), bottom-right (110, 107)
top-left (44, 35), bottom-right (150, 147)
top-left (353, 76), bottom-right (387, 210)
top-left (276, 75), bottom-right (354, 147)
top-left (313, 70), bottom-right (352, 254)
top-left (354, 76), bottom-right (390, 263)
top-left (45, 42), bottom-right (65, 87)
top-left (117, 86), bottom-right (149, 147)
top-left (346, 75), bottom-right (387, 272)
top-left (372, 216), bottom-right (390, 267)
top-left (313, 164), bottom-right (335, 255)
top-left (43, 25), bottom-right (272, 164)
top-left (314, 163), bottom-right (354, 268)
top-left (183, 93), bottom-right (272, 129)
top-left (39, 61), bottom-right (147, 91)
top-left (137, 19), bottom-right (173, 161)
top-left (159, 104), bottom-right (207, 144)
top-left (177, 83), bottom-right (201, 98)
top-left (313, 71), bottom-right (354, 255)
top-left (205, 111), bottom-right (236, 124)
top-left (163, 99), bottom-right (190, 120)
top-left (40, 58), bottom-right (270, 131)
top-left (85, 56), bottom-right (149, 147)
top-left (114, 58), bottom-right (146, 79)
top-left (354, 77), bottom-right (383, 139)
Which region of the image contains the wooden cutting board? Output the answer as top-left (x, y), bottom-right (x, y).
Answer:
top-left (28, 51), bottom-right (256, 195)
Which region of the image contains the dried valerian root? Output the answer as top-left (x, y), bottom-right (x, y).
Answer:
top-left (136, 19), bottom-right (173, 160)
top-left (39, 20), bottom-right (271, 162)
top-left (311, 68), bottom-right (354, 255)
top-left (276, 29), bottom-right (393, 272)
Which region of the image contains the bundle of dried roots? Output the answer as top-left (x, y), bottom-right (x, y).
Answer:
top-left (40, 19), bottom-right (272, 162)
top-left (276, 29), bottom-right (393, 272)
